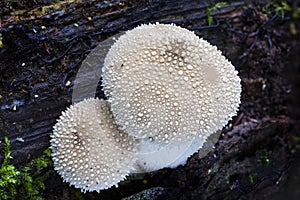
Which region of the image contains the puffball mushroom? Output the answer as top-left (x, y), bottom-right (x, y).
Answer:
top-left (102, 23), bottom-right (241, 144)
top-left (50, 98), bottom-right (136, 192)
top-left (51, 23), bottom-right (242, 192)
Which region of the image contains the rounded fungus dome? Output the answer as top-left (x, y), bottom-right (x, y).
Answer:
top-left (102, 23), bottom-right (241, 144)
top-left (50, 98), bottom-right (136, 192)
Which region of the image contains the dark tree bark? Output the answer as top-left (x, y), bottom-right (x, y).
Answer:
top-left (0, 0), bottom-right (299, 199)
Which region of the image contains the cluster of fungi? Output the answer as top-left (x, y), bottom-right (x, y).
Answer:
top-left (50, 23), bottom-right (241, 192)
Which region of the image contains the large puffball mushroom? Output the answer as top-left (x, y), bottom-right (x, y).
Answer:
top-left (50, 98), bottom-right (136, 192)
top-left (102, 23), bottom-right (241, 144)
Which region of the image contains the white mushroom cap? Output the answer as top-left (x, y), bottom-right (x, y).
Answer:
top-left (50, 98), bottom-right (136, 192)
top-left (102, 23), bottom-right (241, 143)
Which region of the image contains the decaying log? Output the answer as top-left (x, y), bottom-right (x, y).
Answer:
top-left (0, 0), bottom-right (299, 199)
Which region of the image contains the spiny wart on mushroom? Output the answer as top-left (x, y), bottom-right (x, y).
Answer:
top-left (51, 23), bottom-right (241, 192)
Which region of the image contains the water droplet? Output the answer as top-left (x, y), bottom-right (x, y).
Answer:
top-left (178, 70), bottom-right (184, 75)
top-left (151, 51), bottom-right (157, 56)
top-left (187, 65), bottom-right (193, 70)
top-left (144, 80), bottom-right (150, 84)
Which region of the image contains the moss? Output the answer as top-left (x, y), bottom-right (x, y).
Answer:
top-left (0, 137), bottom-right (53, 200)
top-left (257, 149), bottom-right (271, 166)
top-left (0, 33), bottom-right (3, 48)
top-left (262, 1), bottom-right (292, 18)
top-left (206, 2), bottom-right (227, 26)
top-left (0, 137), bottom-right (20, 199)
top-left (248, 173), bottom-right (257, 184)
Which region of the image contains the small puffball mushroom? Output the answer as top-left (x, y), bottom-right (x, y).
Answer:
top-left (102, 23), bottom-right (241, 144)
top-left (50, 98), bottom-right (136, 192)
